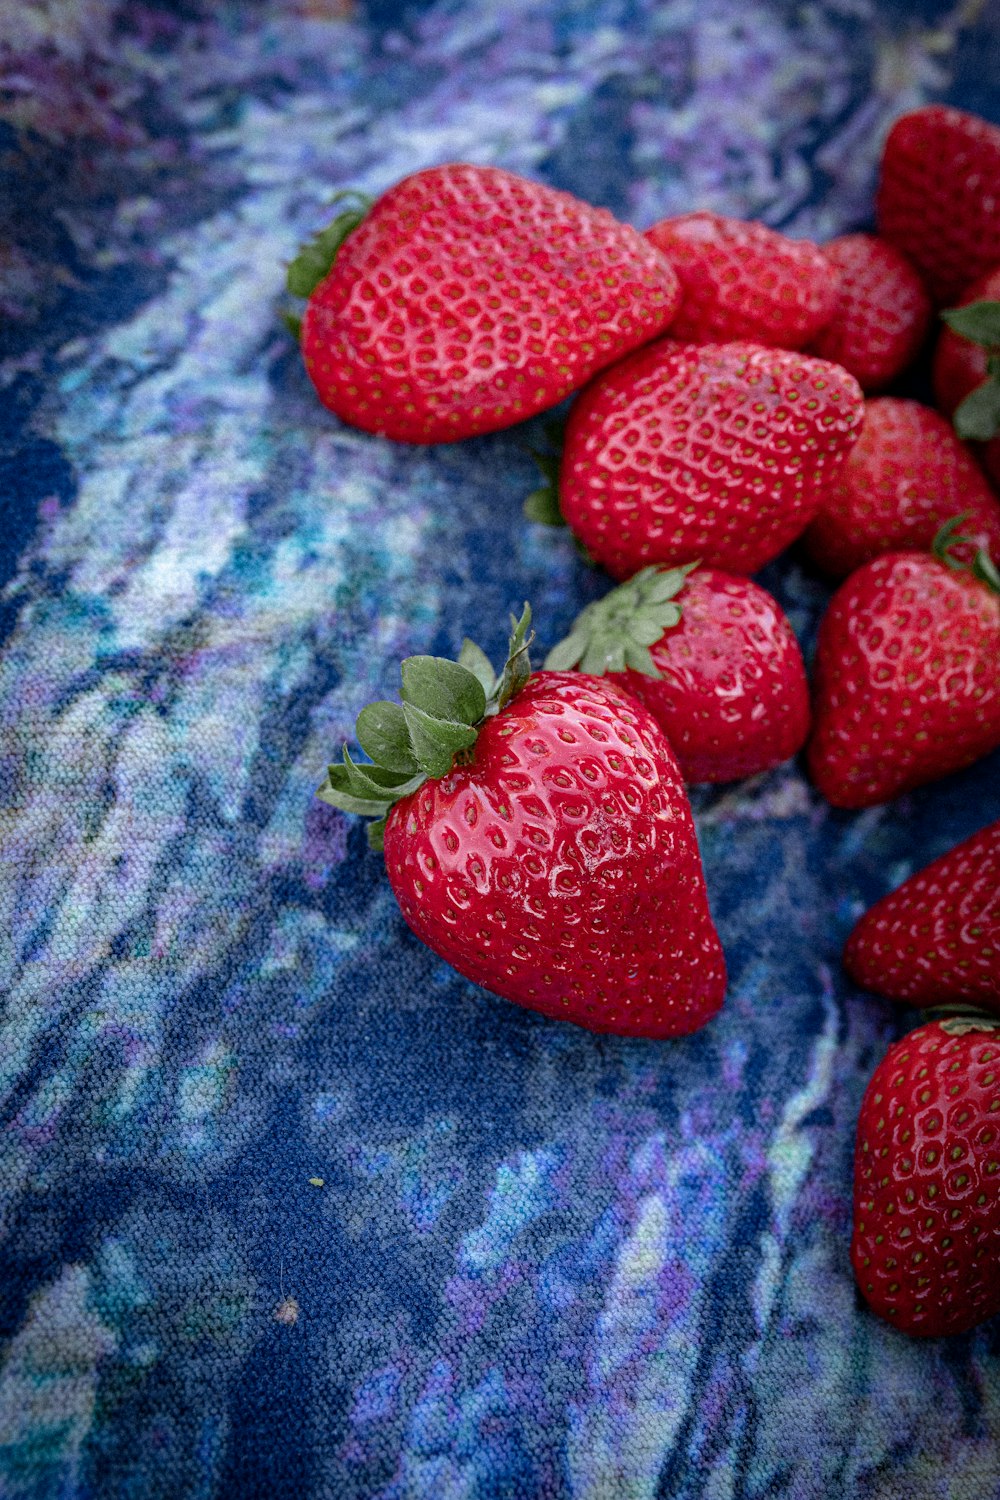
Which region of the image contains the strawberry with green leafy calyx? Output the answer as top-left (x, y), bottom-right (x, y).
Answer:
top-left (545, 564), bottom-right (810, 784)
top-left (318, 605), bottom-right (533, 851)
top-left (285, 164), bottom-right (681, 444)
top-left (318, 605), bottom-right (726, 1038)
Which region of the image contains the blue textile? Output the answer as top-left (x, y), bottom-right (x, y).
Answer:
top-left (2, 3), bottom-right (1000, 1497)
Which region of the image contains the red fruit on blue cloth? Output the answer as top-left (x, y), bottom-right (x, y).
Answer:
top-left (845, 820), bottom-right (1000, 1015)
top-left (296, 164), bottom-right (681, 444)
top-left (852, 1018), bottom-right (1000, 1337)
top-left (318, 614), bottom-right (726, 1038)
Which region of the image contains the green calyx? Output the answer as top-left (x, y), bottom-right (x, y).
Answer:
top-left (282, 189), bottom-right (374, 333)
top-left (544, 563), bottom-right (697, 678)
top-left (931, 514), bottom-right (1000, 596)
top-left (940, 299), bottom-right (1000, 442)
top-left (317, 605), bottom-right (533, 851)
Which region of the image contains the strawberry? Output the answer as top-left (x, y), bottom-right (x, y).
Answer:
top-left (845, 821), bottom-right (1000, 1015)
top-left (557, 339), bottom-right (864, 580)
top-left (544, 564), bottom-right (810, 783)
top-left (643, 212), bottom-right (840, 350)
top-left (877, 105), bottom-right (1000, 307)
top-left (803, 397), bottom-right (1000, 578)
top-left (809, 234), bottom-right (931, 391)
top-left (807, 518), bottom-right (1000, 809)
top-left (851, 1016), bottom-right (1000, 1338)
top-left (289, 165), bottom-right (681, 444)
top-left (933, 269), bottom-right (1000, 489)
top-left (317, 608), bottom-right (726, 1038)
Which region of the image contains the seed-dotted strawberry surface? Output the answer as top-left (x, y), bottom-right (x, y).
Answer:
top-left (383, 673), bottom-right (726, 1038)
top-left (852, 1019), bottom-right (1000, 1338)
top-left (808, 549), bottom-right (1000, 808)
top-left (644, 211), bottom-right (839, 349)
top-left (805, 397), bottom-right (1000, 578)
top-left (846, 821), bottom-right (1000, 1013)
top-left (301, 164), bottom-right (681, 444)
top-left (559, 338), bottom-right (863, 579)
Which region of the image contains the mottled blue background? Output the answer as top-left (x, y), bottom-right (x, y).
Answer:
top-left (2, 2), bottom-right (1000, 1497)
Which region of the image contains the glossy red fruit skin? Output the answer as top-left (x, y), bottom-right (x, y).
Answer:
top-left (845, 821), bottom-right (1000, 1015)
top-left (804, 398), bottom-right (1000, 578)
top-left (878, 105), bottom-right (1000, 307)
top-left (644, 212), bottom-right (839, 350)
top-left (807, 552), bottom-right (1000, 809)
top-left (611, 569), bottom-right (810, 782)
top-left (559, 339), bottom-right (864, 580)
top-left (382, 672), bottom-right (726, 1038)
top-left (301, 164), bottom-right (681, 444)
top-left (932, 264), bottom-right (1000, 489)
top-left (852, 1020), bottom-right (1000, 1338)
top-left (809, 234), bottom-right (931, 391)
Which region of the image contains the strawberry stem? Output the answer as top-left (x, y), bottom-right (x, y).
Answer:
top-left (932, 514), bottom-right (1000, 596)
top-left (545, 564), bottom-right (696, 678)
top-left (282, 190), bottom-right (374, 333)
top-left (317, 605), bottom-right (533, 851)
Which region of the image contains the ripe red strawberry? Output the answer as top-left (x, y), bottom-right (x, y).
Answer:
top-left (317, 609), bottom-right (726, 1037)
top-left (557, 339), bottom-right (864, 580)
top-left (803, 397), bottom-right (1000, 578)
top-left (845, 821), bottom-right (1000, 1015)
top-left (852, 1016), bottom-right (1000, 1338)
top-left (877, 105), bottom-right (1000, 307)
top-left (643, 212), bottom-right (840, 349)
top-left (807, 519), bottom-right (1000, 809)
top-left (933, 265), bottom-right (1000, 489)
top-left (290, 165), bottom-right (681, 444)
top-left (809, 234), bottom-right (931, 391)
top-left (544, 564), bottom-right (810, 783)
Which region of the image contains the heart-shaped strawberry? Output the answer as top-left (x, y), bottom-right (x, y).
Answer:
top-left (555, 339), bottom-right (863, 579)
top-left (317, 609), bottom-right (726, 1037)
top-left (290, 165), bottom-right (681, 444)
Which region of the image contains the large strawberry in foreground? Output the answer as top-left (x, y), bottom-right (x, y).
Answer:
top-left (644, 212), bottom-right (839, 349)
top-left (852, 1016), bottom-right (1000, 1338)
top-left (291, 165), bottom-right (681, 444)
top-left (545, 564), bottom-right (810, 783)
top-left (557, 339), bottom-right (864, 579)
top-left (807, 519), bottom-right (1000, 809)
top-left (317, 609), bottom-right (726, 1037)
top-left (877, 105), bottom-right (1000, 306)
top-left (845, 820), bottom-right (1000, 1015)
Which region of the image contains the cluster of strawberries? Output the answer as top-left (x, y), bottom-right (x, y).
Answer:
top-left (289, 105), bottom-right (1000, 1340)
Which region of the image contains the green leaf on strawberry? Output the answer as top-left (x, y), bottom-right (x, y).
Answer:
top-left (316, 605), bottom-right (534, 844)
top-left (940, 298), bottom-right (1000, 442)
top-left (545, 564), bottom-right (696, 678)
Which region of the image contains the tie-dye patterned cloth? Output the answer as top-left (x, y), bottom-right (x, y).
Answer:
top-left (2, 3), bottom-right (1000, 1497)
